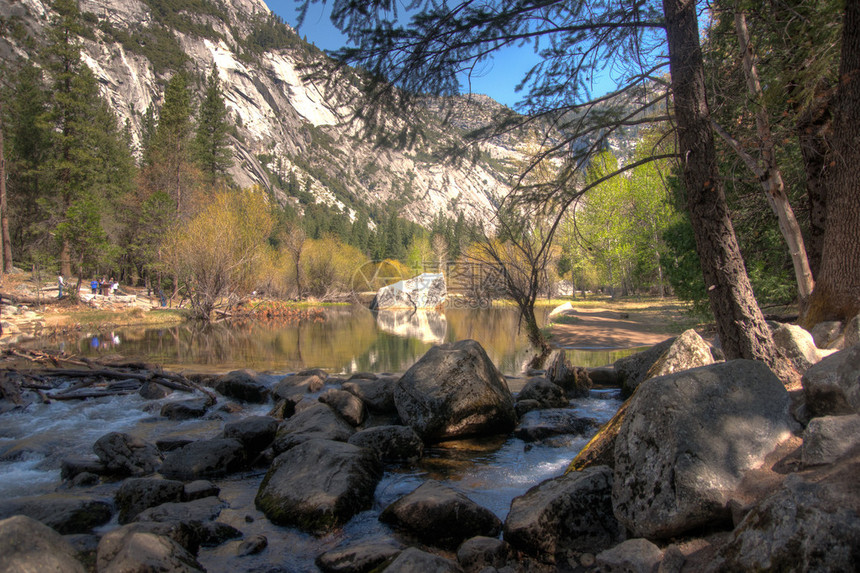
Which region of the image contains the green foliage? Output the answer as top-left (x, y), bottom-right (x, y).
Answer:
top-left (194, 65), bottom-right (233, 182)
top-left (99, 21), bottom-right (188, 76)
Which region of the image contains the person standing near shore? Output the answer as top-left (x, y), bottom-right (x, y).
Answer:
top-left (90, 278), bottom-right (98, 295)
top-left (58, 275), bottom-right (64, 298)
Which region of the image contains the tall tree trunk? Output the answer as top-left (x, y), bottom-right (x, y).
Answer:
top-left (734, 10), bottom-right (814, 301)
top-left (803, 0), bottom-right (860, 325)
top-left (0, 100), bottom-right (11, 273)
top-left (795, 86), bottom-right (832, 278)
top-left (60, 239), bottom-right (72, 278)
top-left (662, 0), bottom-right (784, 371)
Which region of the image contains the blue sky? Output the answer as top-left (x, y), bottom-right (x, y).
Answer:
top-left (266, 1), bottom-right (614, 109)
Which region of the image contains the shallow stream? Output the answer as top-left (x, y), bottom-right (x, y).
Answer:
top-left (3, 306), bottom-right (634, 571)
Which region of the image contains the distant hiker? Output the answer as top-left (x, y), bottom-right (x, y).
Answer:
top-left (110, 278), bottom-right (118, 297)
top-left (158, 288), bottom-right (167, 307)
top-left (91, 279), bottom-right (99, 295)
top-left (58, 275), bottom-right (64, 298)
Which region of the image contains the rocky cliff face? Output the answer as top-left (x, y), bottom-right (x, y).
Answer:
top-left (1, 0), bottom-right (533, 227)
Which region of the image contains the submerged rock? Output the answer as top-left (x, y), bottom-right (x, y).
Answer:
top-left (379, 480), bottom-right (502, 549)
top-left (513, 409), bottom-right (598, 442)
top-left (394, 339), bottom-right (516, 443)
top-left (255, 439), bottom-right (382, 535)
top-left (613, 360), bottom-right (794, 539)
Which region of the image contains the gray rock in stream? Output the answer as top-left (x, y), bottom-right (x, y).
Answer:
top-left (394, 339), bottom-right (516, 443)
top-left (93, 432), bottom-right (162, 477)
top-left (0, 515), bottom-right (86, 573)
top-left (223, 415), bottom-right (278, 454)
top-left (255, 439), bottom-right (382, 535)
top-left (213, 369), bottom-right (271, 403)
top-left (379, 480), bottom-right (502, 550)
top-left (517, 377), bottom-right (568, 409)
top-left (271, 403), bottom-right (355, 454)
top-left (383, 547), bottom-right (463, 573)
top-left (342, 376), bottom-right (398, 414)
top-left (0, 494), bottom-right (112, 534)
top-left (159, 438), bottom-right (246, 480)
top-left (513, 409), bottom-right (598, 442)
top-left (319, 389), bottom-right (367, 426)
top-left (97, 523), bottom-right (204, 573)
top-left (347, 425), bottom-right (423, 463)
top-left (315, 537), bottom-right (403, 573)
top-left (116, 478), bottom-right (184, 524)
top-left (504, 466), bottom-right (622, 564)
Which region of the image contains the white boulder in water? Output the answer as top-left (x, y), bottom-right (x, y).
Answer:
top-left (370, 273), bottom-right (446, 310)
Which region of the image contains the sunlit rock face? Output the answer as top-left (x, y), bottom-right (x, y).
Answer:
top-left (371, 273), bottom-right (447, 311)
top-left (375, 309), bottom-right (448, 344)
top-left (0, 0), bottom-right (533, 227)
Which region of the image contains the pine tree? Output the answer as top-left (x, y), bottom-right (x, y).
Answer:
top-left (194, 64), bottom-right (232, 183)
top-left (145, 73), bottom-right (195, 214)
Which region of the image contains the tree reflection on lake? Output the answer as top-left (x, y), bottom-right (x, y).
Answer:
top-left (42, 305), bottom-right (643, 375)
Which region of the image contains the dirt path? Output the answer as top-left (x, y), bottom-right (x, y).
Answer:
top-left (549, 307), bottom-right (682, 349)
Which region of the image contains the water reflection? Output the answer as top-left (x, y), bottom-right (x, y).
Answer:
top-left (33, 306), bottom-right (642, 375)
top-left (375, 309), bottom-right (447, 344)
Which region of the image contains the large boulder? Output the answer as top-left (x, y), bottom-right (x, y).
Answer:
top-left (802, 343), bottom-right (860, 417)
top-left (712, 445), bottom-right (860, 572)
top-left (369, 272), bottom-right (446, 310)
top-left (394, 339), bottom-right (516, 442)
top-left (772, 323), bottom-right (833, 373)
top-left (379, 480), bottom-right (502, 549)
top-left (212, 369), bottom-right (271, 403)
top-left (614, 337), bottom-right (676, 398)
top-left (0, 515), bottom-right (86, 573)
top-left (503, 466), bottom-right (623, 563)
top-left (612, 360), bottom-right (795, 539)
top-left (315, 537), bottom-right (403, 573)
top-left (255, 439), bottom-right (382, 534)
top-left (159, 438), bottom-right (246, 480)
top-left (643, 329), bottom-right (715, 380)
top-left (97, 523), bottom-right (204, 573)
top-left (0, 494), bottom-right (112, 534)
top-left (271, 402), bottom-right (356, 454)
top-left (93, 432), bottom-right (162, 476)
top-left (347, 425), bottom-right (424, 463)
top-left (115, 478), bottom-right (185, 524)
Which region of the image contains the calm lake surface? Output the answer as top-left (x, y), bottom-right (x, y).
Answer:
top-left (38, 306), bottom-right (644, 376)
